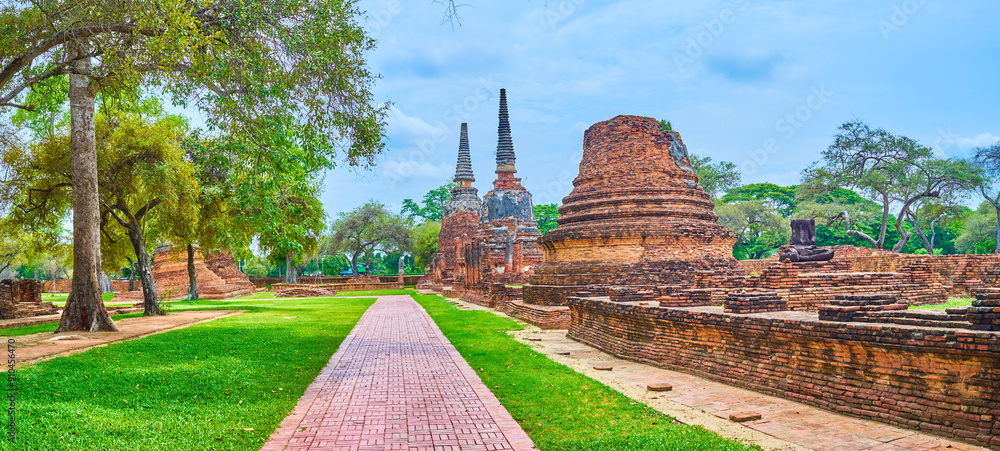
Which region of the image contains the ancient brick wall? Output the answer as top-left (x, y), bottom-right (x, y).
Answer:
top-left (567, 297), bottom-right (1000, 449)
top-left (43, 279), bottom-right (134, 293)
top-left (741, 247), bottom-right (1000, 298)
top-left (740, 261), bottom-right (948, 310)
top-left (0, 279), bottom-right (57, 318)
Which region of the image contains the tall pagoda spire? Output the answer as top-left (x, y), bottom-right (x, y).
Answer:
top-left (454, 123), bottom-right (475, 185)
top-left (495, 88), bottom-right (516, 173)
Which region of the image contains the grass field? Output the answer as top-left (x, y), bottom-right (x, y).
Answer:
top-left (910, 297), bottom-right (974, 310)
top-left (1, 295), bottom-right (375, 450)
top-left (43, 292), bottom-right (116, 307)
top-left (411, 293), bottom-right (759, 451)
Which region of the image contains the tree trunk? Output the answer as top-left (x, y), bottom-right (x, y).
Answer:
top-left (351, 253), bottom-right (360, 277)
top-left (995, 207), bottom-right (1000, 254)
top-left (877, 192), bottom-right (890, 249)
top-left (126, 224), bottom-right (160, 316)
top-left (187, 243), bottom-right (199, 300)
top-left (284, 253), bottom-right (297, 284)
top-left (99, 272), bottom-right (113, 293)
top-left (127, 259), bottom-right (136, 292)
top-left (57, 42), bottom-right (119, 332)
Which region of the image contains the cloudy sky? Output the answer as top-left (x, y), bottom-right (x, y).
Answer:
top-left (320, 0), bottom-right (1000, 217)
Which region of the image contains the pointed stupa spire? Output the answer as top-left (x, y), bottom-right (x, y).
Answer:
top-left (495, 88), bottom-right (516, 173)
top-left (454, 123), bottom-right (475, 183)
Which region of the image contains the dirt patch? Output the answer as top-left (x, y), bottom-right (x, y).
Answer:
top-left (4, 309), bottom-right (245, 367)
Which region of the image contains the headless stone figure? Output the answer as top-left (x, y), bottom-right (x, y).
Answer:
top-left (779, 219), bottom-right (835, 263)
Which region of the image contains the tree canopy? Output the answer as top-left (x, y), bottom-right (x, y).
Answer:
top-left (402, 182), bottom-right (454, 222)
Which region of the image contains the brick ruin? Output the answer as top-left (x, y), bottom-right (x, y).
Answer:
top-left (423, 89), bottom-right (543, 299)
top-left (462, 88), bottom-right (543, 290)
top-left (448, 113), bottom-right (1000, 447)
top-left (741, 245), bottom-right (1000, 298)
top-left (116, 246), bottom-right (255, 303)
top-left (567, 289), bottom-right (1000, 448)
top-left (428, 123), bottom-right (483, 288)
top-left (0, 279), bottom-right (58, 318)
top-left (506, 116), bottom-right (746, 327)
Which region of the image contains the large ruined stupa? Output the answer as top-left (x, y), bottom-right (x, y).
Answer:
top-left (431, 123), bottom-right (483, 286)
top-left (523, 115), bottom-right (745, 306)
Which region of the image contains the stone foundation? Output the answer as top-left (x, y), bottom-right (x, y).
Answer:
top-left (567, 296), bottom-right (1000, 449)
top-left (740, 246), bottom-right (1000, 298)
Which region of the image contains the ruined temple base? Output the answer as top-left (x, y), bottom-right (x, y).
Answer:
top-left (498, 301), bottom-right (571, 330)
top-left (566, 296), bottom-right (1000, 449)
top-left (0, 280), bottom-right (59, 319)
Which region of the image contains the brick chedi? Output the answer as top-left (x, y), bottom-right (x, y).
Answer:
top-left (522, 115), bottom-right (745, 307)
top-left (462, 89), bottom-right (543, 289)
top-left (430, 123), bottom-right (483, 287)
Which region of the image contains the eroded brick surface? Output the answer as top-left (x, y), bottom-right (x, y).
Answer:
top-left (521, 116), bottom-right (745, 310)
top-left (566, 297), bottom-right (1000, 449)
top-left (262, 295), bottom-right (535, 451)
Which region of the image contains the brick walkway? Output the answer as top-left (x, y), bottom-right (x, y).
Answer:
top-left (261, 295), bottom-right (536, 451)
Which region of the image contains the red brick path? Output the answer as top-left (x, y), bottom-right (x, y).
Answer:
top-left (261, 295), bottom-right (536, 451)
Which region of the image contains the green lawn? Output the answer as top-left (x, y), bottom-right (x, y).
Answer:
top-left (43, 292), bottom-right (115, 306)
top-left (1, 295), bottom-right (375, 450)
top-left (910, 297), bottom-right (974, 310)
top-left (411, 293), bottom-right (759, 451)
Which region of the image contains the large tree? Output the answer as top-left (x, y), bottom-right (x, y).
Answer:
top-left (331, 201), bottom-right (411, 277)
top-left (801, 121), bottom-right (981, 252)
top-left (7, 100), bottom-right (197, 315)
top-left (401, 182), bottom-right (455, 222)
top-left (1, 0), bottom-right (387, 331)
top-left (690, 154), bottom-right (742, 199)
top-left (973, 143), bottom-right (1000, 253)
top-left (716, 200), bottom-right (789, 259)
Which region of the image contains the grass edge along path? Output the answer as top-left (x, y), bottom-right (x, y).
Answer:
top-left (0, 296), bottom-right (375, 451)
top-left (411, 292), bottom-right (761, 451)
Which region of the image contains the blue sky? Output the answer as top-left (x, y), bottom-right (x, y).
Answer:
top-left (320, 0), bottom-right (1000, 217)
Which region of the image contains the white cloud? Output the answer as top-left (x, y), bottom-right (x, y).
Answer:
top-left (380, 160), bottom-right (454, 183)
top-left (386, 106), bottom-right (446, 140)
top-left (934, 130), bottom-right (1000, 154)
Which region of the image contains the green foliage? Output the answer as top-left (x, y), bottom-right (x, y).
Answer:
top-left (413, 293), bottom-right (760, 451)
top-left (801, 120), bottom-right (983, 251)
top-left (533, 204), bottom-right (560, 235)
top-left (658, 119), bottom-right (673, 131)
top-left (401, 182), bottom-right (455, 222)
top-left (689, 154), bottom-right (741, 199)
top-left (330, 201), bottom-right (412, 277)
top-left (956, 202), bottom-right (998, 254)
top-left (411, 221), bottom-right (441, 270)
top-left (716, 200), bottom-right (790, 259)
top-left (4, 295), bottom-right (374, 450)
top-left (1, 0), bottom-right (388, 168)
top-left (722, 184), bottom-right (796, 217)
